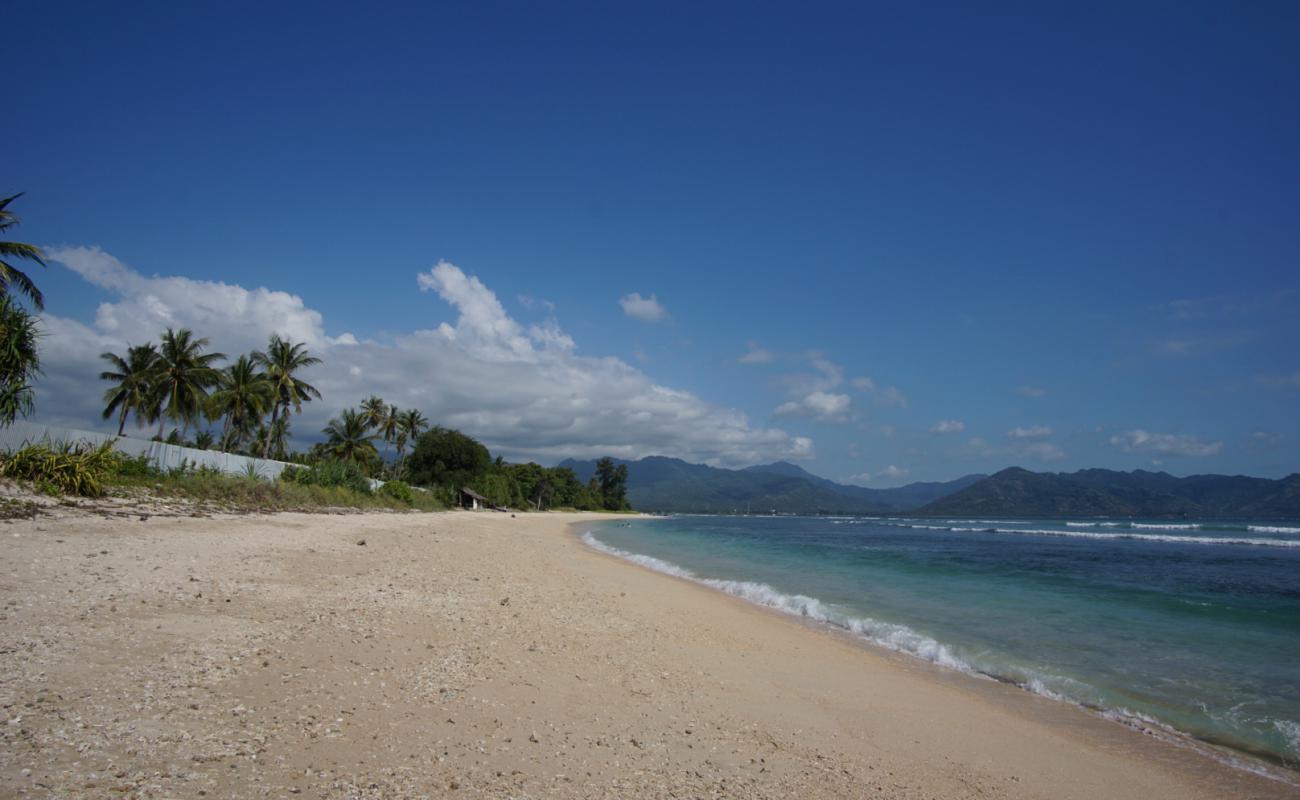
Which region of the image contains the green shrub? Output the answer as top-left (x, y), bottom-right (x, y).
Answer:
top-left (107, 452), bottom-right (161, 479)
top-left (280, 459), bottom-right (372, 494)
top-left (378, 479), bottom-right (414, 504)
top-left (0, 440), bottom-right (117, 497)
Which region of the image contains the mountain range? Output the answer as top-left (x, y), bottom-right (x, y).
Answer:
top-left (918, 466), bottom-right (1300, 518)
top-left (558, 456), bottom-right (983, 514)
top-left (558, 457), bottom-right (1300, 518)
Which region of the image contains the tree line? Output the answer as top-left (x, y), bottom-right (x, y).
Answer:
top-left (99, 330), bottom-right (321, 460)
top-left (1, 190), bottom-right (632, 512)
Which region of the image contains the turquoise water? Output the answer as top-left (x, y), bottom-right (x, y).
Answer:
top-left (583, 515), bottom-right (1300, 777)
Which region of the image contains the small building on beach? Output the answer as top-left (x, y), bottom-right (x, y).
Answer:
top-left (459, 487), bottom-right (490, 511)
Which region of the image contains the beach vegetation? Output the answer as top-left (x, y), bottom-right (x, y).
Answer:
top-left (252, 334), bottom-right (322, 458)
top-left (0, 440), bottom-right (117, 497)
top-left (99, 343), bottom-right (161, 435)
top-left (153, 327), bottom-right (226, 438)
top-left (320, 408), bottom-right (380, 467)
top-left (0, 193), bottom-right (47, 310)
top-left (0, 296), bottom-right (41, 426)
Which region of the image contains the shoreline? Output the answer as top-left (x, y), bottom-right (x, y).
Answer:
top-left (1, 509), bottom-right (1295, 798)
top-left (573, 518), bottom-right (1300, 791)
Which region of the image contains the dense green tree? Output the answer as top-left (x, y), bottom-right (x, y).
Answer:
top-left (0, 296), bottom-right (41, 425)
top-left (322, 408), bottom-right (380, 466)
top-left (98, 344), bottom-right (160, 435)
top-left (0, 193), bottom-right (46, 310)
top-left (595, 457), bottom-right (631, 510)
top-left (253, 335), bottom-right (321, 458)
top-left (154, 328), bottom-right (225, 437)
top-left (209, 354), bottom-right (273, 452)
top-left (192, 430), bottom-right (215, 450)
top-left (405, 426), bottom-right (491, 490)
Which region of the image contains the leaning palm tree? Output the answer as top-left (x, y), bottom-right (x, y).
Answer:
top-left (252, 335), bottom-right (322, 458)
top-left (322, 408), bottom-right (379, 465)
top-left (209, 354), bottom-right (273, 452)
top-left (99, 343), bottom-right (160, 435)
top-left (0, 193), bottom-right (47, 310)
top-left (154, 328), bottom-right (226, 438)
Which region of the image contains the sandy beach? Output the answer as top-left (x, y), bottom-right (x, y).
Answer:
top-left (0, 508), bottom-right (1294, 799)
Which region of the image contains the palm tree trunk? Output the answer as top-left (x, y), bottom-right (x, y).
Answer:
top-left (117, 406), bottom-right (128, 437)
top-left (263, 403), bottom-right (280, 458)
top-left (220, 413), bottom-right (232, 453)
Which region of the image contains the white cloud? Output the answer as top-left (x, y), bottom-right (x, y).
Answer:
top-left (36, 248), bottom-right (814, 466)
top-left (881, 464), bottom-right (909, 479)
top-left (1016, 385), bottom-right (1047, 398)
top-left (619, 292), bottom-right (666, 322)
top-left (1108, 430), bottom-right (1222, 457)
top-left (850, 375), bottom-right (907, 408)
top-left (930, 419), bottom-right (965, 433)
top-left (1007, 425), bottom-right (1052, 439)
top-left (774, 391), bottom-right (851, 422)
top-left (738, 341), bottom-right (773, 364)
top-left (844, 472), bottom-right (873, 485)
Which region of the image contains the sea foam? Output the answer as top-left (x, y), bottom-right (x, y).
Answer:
top-left (582, 531), bottom-right (975, 673)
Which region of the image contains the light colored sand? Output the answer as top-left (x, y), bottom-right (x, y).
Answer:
top-left (0, 508), bottom-right (1295, 799)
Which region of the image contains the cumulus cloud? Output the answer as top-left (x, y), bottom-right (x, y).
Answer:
top-left (880, 464), bottom-right (909, 479)
top-left (738, 341), bottom-right (773, 364)
top-left (619, 292), bottom-right (666, 322)
top-left (1007, 425), bottom-right (1052, 439)
top-left (774, 391), bottom-right (851, 422)
top-left (1016, 385), bottom-right (1047, 398)
top-left (1108, 430), bottom-right (1222, 457)
top-left (930, 420), bottom-right (965, 433)
top-left (850, 376), bottom-right (907, 408)
top-left (37, 248), bottom-right (813, 466)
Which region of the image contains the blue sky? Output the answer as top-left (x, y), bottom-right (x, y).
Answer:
top-left (10, 2), bottom-right (1300, 484)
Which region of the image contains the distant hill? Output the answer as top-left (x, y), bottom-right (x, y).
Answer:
top-left (918, 467), bottom-right (1300, 518)
top-left (556, 456), bottom-right (983, 514)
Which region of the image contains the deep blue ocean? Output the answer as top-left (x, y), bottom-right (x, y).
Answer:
top-left (583, 515), bottom-right (1300, 778)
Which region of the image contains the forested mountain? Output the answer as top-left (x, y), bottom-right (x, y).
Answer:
top-left (918, 467), bottom-right (1300, 518)
top-left (557, 456), bottom-right (983, 514)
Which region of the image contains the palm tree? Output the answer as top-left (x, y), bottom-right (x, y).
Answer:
top-left (0, 193), bottom-right (47, 310)
top-left (322, 408), bottom-right (378, 465)
top-left (253, 415), bottom-right (290, 461)
top-left (154, 328), bottom-right (226, 438)
top-left (378, 403), bottom-right (401, 469)
top-left (209, 354), bottom-right (273, 452)
top-left (253, 335), bottom-right (321, 458)
top-left (360, 395), bottom-right (387, 430)
top-left (192, 430), bottom-right (216, 450)
top-left (395, 407), bottom-right (428, 467)
top-left (0, 296), bottom-right (41, 424)
top-left (99, 343), bottom-right (160, 435)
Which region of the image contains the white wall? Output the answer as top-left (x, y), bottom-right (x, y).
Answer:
top-left (0, 420), bottom-right (296, 480)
